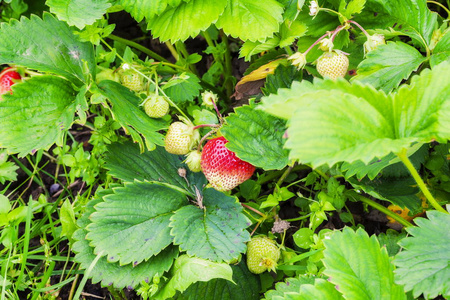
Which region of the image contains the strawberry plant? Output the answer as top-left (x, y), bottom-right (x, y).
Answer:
top-left (0, 0), bottom-right (449, 299)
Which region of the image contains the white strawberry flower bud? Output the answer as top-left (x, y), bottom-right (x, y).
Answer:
top-left (363, 34), bottom-right (385, 56)
top-left (122, 63), bottom-right (130, 70)
top-left (309, 1), bottom-right (319, 16)
top-left (201, 90), bottom-right (218, 109)
top-left (288, 52), bottom-right (307, 70)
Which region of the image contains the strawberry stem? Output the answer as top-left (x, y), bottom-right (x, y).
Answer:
top-left (192, 124), bottom-right (221, 131)
top-left (347, 20), bottom-right (370, 38)
top-left (242, 203), bottom-right (267, 218)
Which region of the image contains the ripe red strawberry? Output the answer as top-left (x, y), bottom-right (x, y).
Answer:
top-left (0, 67), bottom-right (21, 95)
top-left (316, 50), bottom-right (349, 80)
top-left (201, 136), bottom-right (255, 191)
top-left (246, 236), bottom-right (280, 274)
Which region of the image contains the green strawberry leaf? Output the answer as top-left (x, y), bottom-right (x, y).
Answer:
top-left (175, 261), bottom-right (260, 300)
top-left (278, 20), bottom-right (308, 48)
top-left (239, 37), bottom-right (281, 62)
top-left (352, 41), bottom-right (426, 92)
top-left (377, 229), bottom-right (407, 257)
top-left (105, 141), bottom-right (207, 194)
top-left (262, 60), bottom-right (450, 168)
top-left (323, 227), bottom-right (406, 300)
top-left (340, 143), bottom-right (427, 180)
top-left (221, 105), bottom-right (290, 170)
top-left (170, 188), bottom-right (251, 262)
top-left (73, 229), bottom-right (178, 289)
top-left (215, 0), bottom-right (283, 42)
top-left (0, 76), bottom-right (78, 157)
top-left (163, 73), bottom-right (202, 104)
top-left (0, 150), bottom-right (19, 184)
top-left (264, 275), bottom-right (317, 299)
top-left (46, 0), bottom-right (111, 29)
top-left (356, 0), bottom-right (438, 47)
top-left (146, 0), bottom-right (227, 42)
top-left (0, 13), bottom-right (95, 85)
top-left (339, 0), bottom-right (366, 19)
top-left (261, 64), bottom-right (302, 96)
top-left (153, 255), bottom-right (233, 300)
top-left (430, 28), bottom-right (450, 67)
top-left (260, 77), bottom-right (387, 120)
top-left (297, 278), bottom-right (345, 299)
top-left (347, 175), bottom-right (422, 211)
top-left (98, 80), bottom-right (168, 151)
top-left (85, 181), bottom-right (187, 266)
top-left (394, 211), bottom-right (450, 299)
top-left (117, 0), bottom-right (185, 22)
top-left (73, 189), bottom-right (178, 289)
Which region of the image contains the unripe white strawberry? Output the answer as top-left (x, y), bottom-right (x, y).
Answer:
top-left (164, 121), bottom-right (199, 155)
top-left (316, 50), bottom-right (349, 80)
top-left (120, 70), bottom-right (144, 92)
top-left (246, 236), bottom-right (280, 274)
top-left (143, 94), bottom-right (169, 118)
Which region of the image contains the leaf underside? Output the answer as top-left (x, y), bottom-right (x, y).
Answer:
top-left (0, 13), bottom-right (95, 85)
top-left (394, 211), bottom-right (450, 299)
top-left (0, 76), bottom-right (77, 157)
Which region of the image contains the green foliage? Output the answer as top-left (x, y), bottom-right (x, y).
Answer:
top-left (0, 76), bottom-right (78, 157)
top-left (73, 191), bottom-right (179, 289)
top-left (216, 0), bottom-right (283, 42)
top-left (117, 0), bottom-right (185, 22)
top-left (430, 28), bottom-right (450, 67)
top-left (263, 275), bottom-right (344, 299)
top-left (146, 0), bottom-right (227, 42)
top-left (163, 73), bottom-right (202, 104)
top-left (363, 0), bottom-right (437, 48)
top-left (98, 80), bottom-right (169, 151)
top-left (352, 41), bottom-right (425, 92)
top-left (170, 188), bottom-right (251, 262)
top-left (261, 61), bottom-right (450, 168)
top-left (175, 261), bottom-right (260, 300)
top-left (323, 227), bottom-right (406, 300)
top-left (221, 105), bottom-right (290, 170)
top-left (105, 141), bottom-right (207, 194)
top-left (46, 0), bottom-right (111, 29)
top-left (85, 181), bottom-right (188, 265)
top-left (394, 211), bottom-right (450, 299)
top-left (0, 13), bottom-right (95, 85)
top-left (153, 255), bottom-right (233, 300)
top-left (0, 150), bottom-right (18, 184)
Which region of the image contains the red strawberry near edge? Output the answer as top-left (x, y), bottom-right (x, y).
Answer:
top-left (201, 136), bottom-right (255, 192)
top-left (0, 67), bottom-right (21, 95)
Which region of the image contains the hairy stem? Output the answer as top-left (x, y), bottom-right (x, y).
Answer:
top-left (397, 148), bottom-right (447, 213)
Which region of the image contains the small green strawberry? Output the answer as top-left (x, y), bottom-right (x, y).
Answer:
top-left (185, 150), bottom-right (202, 172)
top-left (316, 50), bottom-right (349, 80)
top-left (120, 70), bottom-right (144, 92)
top-left (143, 94), bottom-right (169, 118)
top-left (164, 120), bottom-right (199, 155)
top-left (246, 236), bottom-right (280, 274)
